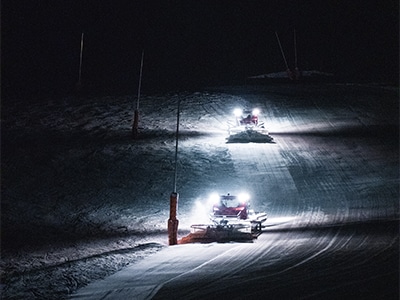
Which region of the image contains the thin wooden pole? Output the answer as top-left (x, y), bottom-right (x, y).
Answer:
top-left (294, 29), bottom-right (298, 70)
top-left (275, 31), bottom-right (293, 80)
top-left (173, 99), bottom-right (181, 193)
top-left (294, 29), bottom-right (300, 80)
top-left (275, 32), bottom-right (289, 70)
top-left (77, 32), bottom-right (84, 88)
top-left (137, 50), bottom-right (144, 110)
top-left (132, 50), bottom-right (144, 139)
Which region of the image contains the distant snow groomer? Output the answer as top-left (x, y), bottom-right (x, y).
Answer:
top-left (227, 108), bottom-right (272, 142)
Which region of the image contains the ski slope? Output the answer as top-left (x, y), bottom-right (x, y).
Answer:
top-left (71, 84), bottom-right (398, 299)
top-left (2, 84), bottom-right (398, 299)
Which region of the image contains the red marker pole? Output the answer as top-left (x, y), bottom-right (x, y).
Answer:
top-left (168, 192), bottom-right (179, 245)
top-left (168, 99), bottom-right (181, 245)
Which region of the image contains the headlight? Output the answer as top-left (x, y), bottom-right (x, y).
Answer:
top-left (238, 193), bottom-right (250, 202)
top-left (234, 108), bottom-right (242, 117)
top-left (208, 193), bottom-right (220, 206)
top-left (252, 108), bottom-right (260, 116)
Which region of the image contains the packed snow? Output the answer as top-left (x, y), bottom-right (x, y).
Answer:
top-left (1, 83), bottom-right (399, 299)
top-left (248, 70), bottom-right (334, 79)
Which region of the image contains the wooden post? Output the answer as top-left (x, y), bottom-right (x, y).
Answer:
top-left (168, 192), bottom-right (179, 245)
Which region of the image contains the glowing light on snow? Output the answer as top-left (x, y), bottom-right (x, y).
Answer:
top-left (233, 108), bottom-right (242, 117)
top-left (267, 216), bottom-right (298, 224)
top-left (189, 200), bottom-right (212, 224)
top-left (263, 119), bottom-right (289, 133)
top-left (237, 193), bottom-right (250, 203)
top-left (208, 193), bottom-right (220, 205)
top-left (252, 108), bottom-right (260, 116)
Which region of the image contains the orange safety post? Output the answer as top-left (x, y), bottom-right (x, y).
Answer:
top-left (168, 192), bottom-right (179, 245)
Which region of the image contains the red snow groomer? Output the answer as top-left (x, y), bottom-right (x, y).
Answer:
top-left (235, 108), bottom-right (259, 126)
top-left (180, 193), bottom-right (267, 244)
top-left (212, 193), bottom-right (249, 220)
top-left (227, 108), bottom-right (273, 143)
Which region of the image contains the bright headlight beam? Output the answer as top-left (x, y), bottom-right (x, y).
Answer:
top-left (234, 108), bottom-right (242, 117)
top-left (238, 193), bottom-right (250, 202)
top-left (208, 193), bottom-right (220, 206)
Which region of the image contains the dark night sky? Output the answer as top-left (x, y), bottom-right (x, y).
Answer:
top-left (2, 0), bottom-right (399, 97)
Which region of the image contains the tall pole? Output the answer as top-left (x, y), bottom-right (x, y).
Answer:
top-left (77, 32), bottom-right (84, 89)
top-left (275, 31), bottom-right (293, 80)
top-left (168, 98), bottom-right (180, 245)
top-left (137, 50), bottom-right (144, 110)
top-left (132, 50), bottom-right (144, 139)
top-left (173, 98), bottom-right (181, 193)
top-left (294, 29), bottom-right (298, 70)
top-left (294, 29), bottom-right (300, 80)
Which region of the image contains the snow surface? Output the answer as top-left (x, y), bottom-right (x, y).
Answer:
top-left (248, 70), bottom-right (334, 79)
top-left (1, 84), bottom-right (399, 299)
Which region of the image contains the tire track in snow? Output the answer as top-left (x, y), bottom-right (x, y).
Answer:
top-left (226, 141), bottom-right (299, 222)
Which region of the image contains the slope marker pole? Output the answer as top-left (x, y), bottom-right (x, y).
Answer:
top-left (293, 29), bottom-right (301, 80)
top-left (77, 32), bottom-right (84, 90)
top-left (275, 31), bottom-right (293, 80)
top-left (168, 98), bottom-right (181, 245)
top-left (132, 50), bottom-right (144, 139)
